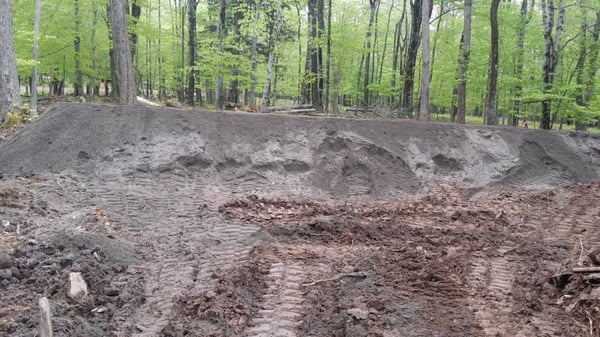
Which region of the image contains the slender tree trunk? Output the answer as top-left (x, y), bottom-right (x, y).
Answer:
top-left (31, 0), bottom-right (42, 116)
top-left (429, 0), bottom-right (444, 84)
top-left (484, 0), bottom-right (500, 125)
top-left (304, 0), bottom-right (323, 110)
top-left (89, 5), bottom-right (98, 101)
top-left (362, 0), bottom-right (380, 107)
top-left (391, 1), bottom-right (407, 101)
top-left (215, 0), bottom-right (226, 110)
top-left (74, 0), bottom-right (84, 97)
top-left (186, 0), bottom-right (198, 105)
top-left (511, 0), bottom-right (533, 127)
top-left (419, 0), bottom-right (431, 121)
top-left (262, 0), bottom-right (283, 109)
top-left (575, 9), bottom-right (600, 130)
top-left (109, 0), bottom-right (137, 104)
top-left (540, 0), bottom-right (565, 129)
top-left (325, 0), bottom-right (332, 112)
top-left (0, 0), bottom-right (21, 120)
top-left (455, 0), bottom-right (472, 124)
top-left (400, 0), bottom-right (422, 116)
top-left (378, 0), bottom-right (395, 86)
top-left (249, 0), bottom-right (261, 107)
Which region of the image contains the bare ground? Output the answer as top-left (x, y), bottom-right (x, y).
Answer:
top-left (1, 103), bottom-right (600, 336)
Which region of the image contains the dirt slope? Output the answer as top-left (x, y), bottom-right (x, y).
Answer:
top-left (1, 103), bottom-right (600, 337)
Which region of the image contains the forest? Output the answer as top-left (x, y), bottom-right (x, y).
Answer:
top-left (1, 0), bottom-right (600, 130)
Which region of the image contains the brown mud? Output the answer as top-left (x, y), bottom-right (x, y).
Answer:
top-left (1, 103), bottom-right (600, 336)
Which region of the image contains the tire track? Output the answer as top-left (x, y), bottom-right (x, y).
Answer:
top-left (246, 262), bottom-right (306, 337)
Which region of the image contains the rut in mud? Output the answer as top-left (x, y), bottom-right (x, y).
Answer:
top-left (1, 103), bottom-right (600, 337)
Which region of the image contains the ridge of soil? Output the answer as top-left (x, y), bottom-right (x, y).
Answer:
top-left (1, 103), bottom-right (600, 336)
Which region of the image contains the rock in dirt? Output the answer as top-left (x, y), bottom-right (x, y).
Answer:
top-left (0, 254), bottom-right (13, 269)
top-left (103, 287), bottom-right (119, 296)
top-left (347, 307), bottom-right (369, 320)
top-left (68, 272), bottom-right (88, 301)
top-left (0, 269), bottom-right (12, 280)
top-left (39, 297), bottom-right (53, 337)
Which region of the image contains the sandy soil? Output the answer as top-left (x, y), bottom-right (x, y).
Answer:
top-left (1, 103), bottom-right (600, 336)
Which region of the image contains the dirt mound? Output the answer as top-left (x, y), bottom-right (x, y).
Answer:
top-left (0, 103), bottom-right (598, 196)
top-left (2, 103), bottom-right (600, 337)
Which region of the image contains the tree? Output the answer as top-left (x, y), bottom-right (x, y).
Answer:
top-left (109, 0), bottom-right (137, 104)
top-left (540, 0), bottom-right (566, 129)
top-left (455, 0), bottom-right (472, 124)
top-left (215, 0), bottom-right (227, 110)
top-left (0, 0), bottom-right (21, 121)
top-left (187, 0), bottom-right (199, 105)
top-left (74, 0), bottom-right (84, 96)
top-left (484, 0), bottom-right (500, 126)
top-left (400, 0), bottom-right (422, 116)
top-left (419, 0), bottom-right (431, 121)
top-left (511, 0), bottom-right (534, 127)
top-left (31, 0), bottom-right (42, 117)
top-left (261, 0), bottom-right (283, 108)
top-left (575, 7), bottom-right (600, 130)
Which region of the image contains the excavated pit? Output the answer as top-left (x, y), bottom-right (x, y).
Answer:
top-left (1, 103), bottom-right (600, 337)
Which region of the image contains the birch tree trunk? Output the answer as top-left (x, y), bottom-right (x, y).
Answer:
top-left (0, 0), bottom-right (21, 121)
top-left (540, 0), bottom-right (565, 129)
top-left (31, 0), bottom-right (42, 116)
top-left (419, 0), bottom-right (431, 121)
top-left (455, 0), bottom-right (472, 124)
top-left (484, 0), bottom-right (500, 125)
top-left (109, 0), bottom-right (137, 104)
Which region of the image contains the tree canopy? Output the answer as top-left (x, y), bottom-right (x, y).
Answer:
top-left (6, 0), bottom-right (600, 129)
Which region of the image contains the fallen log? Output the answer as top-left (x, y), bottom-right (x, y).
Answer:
top-left (262, 104), bottom-right (314, 112)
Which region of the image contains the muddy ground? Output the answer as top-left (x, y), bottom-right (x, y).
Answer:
top-left (1, 103), bottom-right (600, 336)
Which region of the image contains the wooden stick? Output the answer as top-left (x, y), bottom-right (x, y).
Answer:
top-left (301, 272), bottom-right (367, 287)
top-left (39, 297), bottom-right (53, 337)
top-left (572, 267), bottom-right (600, 273)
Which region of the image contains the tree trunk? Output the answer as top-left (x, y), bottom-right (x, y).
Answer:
top-left (74, 0), bottom-right (84, 97)
top-left (400, 0), bottom-right (422, 117)
top-left (511, 0), bottom-right (533, 127)
top-left (261, 0), bottom-right (283, 109)
top-left (455, 0), bottom-right (472, 124)
top-left (484, 0), bottom-right (500, 125)
top-left (186, 0), bottom-right (198, 105)
top-left (540, 0), bottom-right (565, 129)
top-left (419, 0), bottom-right (431, 121)
top-left (362, 0), bottom-right (380, 107)
top-left (31, 0), bottom-right (42, 116)
top-left (378, 0), bottom-right (395, 86)
top-left (324, 0), bottom-right (332, 112)
top-left (215, 0), bottom-right (226, 110)
top-left (304, 0), bottom-right (324, 110)
top-left (390, 1), bottom-right (407, 104)
top-left (89, 5), bottom-right (98, 102)
top-left (249, 0), bottom-right (262, 108)
top-left (0, 0), bottom-right (21, 121)
top-left (575, 8), bottom-right (600, 130)
top-left (109, 0), bottom-right (137, 104)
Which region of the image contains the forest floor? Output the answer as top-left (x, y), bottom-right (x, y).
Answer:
top-left (1, 103), bottom-right (600, 337)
